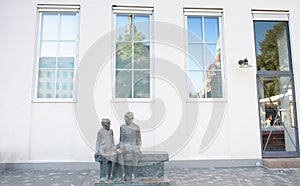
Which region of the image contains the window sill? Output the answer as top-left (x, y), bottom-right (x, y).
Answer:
top-left (32, 98), bottom-right (77, 103)
top-left (187, 98), bottom-right (227, 103)
top-left (111, 98), bottom-right (155, 103)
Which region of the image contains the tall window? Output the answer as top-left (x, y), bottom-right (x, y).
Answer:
top-left (185, 9), bottom-right (224, 99)
top-left (35, 5), bottom-right (79, 100)
top-left (113, 7), bottom-right (153, 99)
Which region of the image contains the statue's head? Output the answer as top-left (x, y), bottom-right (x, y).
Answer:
top-left (124, 112), bottom-right (134, 125)
top-left (101, 118), bottom-right (111, 130)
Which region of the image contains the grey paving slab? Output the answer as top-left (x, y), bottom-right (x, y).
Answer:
top-left (1, 166), bottom-right (300, 186)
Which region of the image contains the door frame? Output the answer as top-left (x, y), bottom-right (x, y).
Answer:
top-left (253, 18), bottom-right (300, 157)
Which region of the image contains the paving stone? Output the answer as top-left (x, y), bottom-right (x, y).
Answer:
top-left (1, 166), bottom-right (300, 185)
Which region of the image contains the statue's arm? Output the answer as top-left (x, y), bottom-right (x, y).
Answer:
top-left (110, 129), bottom-right (114, 137)
top-left (136, 127), bottom-right (142, 147)
top-left (119, 126), bottom-right (124, 143)
top-left (110, 129), bottom-right (115, 146)
top-left (95, 131), bottom-right (100, 154)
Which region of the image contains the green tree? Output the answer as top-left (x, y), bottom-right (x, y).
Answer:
top-left (257, 22), bottom-right (287, 97)
top-left (116, 23), bottom-right (150, 69)
top-left (257, 22), bottom-right (287, 71)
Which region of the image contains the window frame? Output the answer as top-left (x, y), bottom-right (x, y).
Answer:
top-left (33, 5), bottom-right (80, 102)
top-left (112, 6), bottom-right (154, 102)
top-left (184, 8), bottom-right (226, 102)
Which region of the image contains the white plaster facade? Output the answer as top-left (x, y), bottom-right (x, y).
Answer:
top-left (0, 0), bottom-right (300, 163)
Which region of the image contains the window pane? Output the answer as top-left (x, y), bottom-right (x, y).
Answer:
top-left (40, 41), bottom-right (57, 57)
top-left (134, 15), bottom-right (150, 42)
top-left (37, 11), bottom-right (78, 99)
top-left (254, 21), bottom-right (290, 71)
top-left (116, 15), bottom-right (131, 42)
top-left (41, 14), bottom-right (58, 40)
top-left (116, 70), bottom-right (132, 98)
top-left (115, 13), bottom-right (152, 99)
top-left (204, 44), bottom-right (221, 69)
top-left (37, 69), bottom-right (55, 98)
top-left (188, 71), bottom-right (205, 98)
top-left (187, 17), bottom-right (203, 43)
top-left (204, 17), bottom-right (219, 43)
top-left (56, 69), bottom-right (74, 98)
top-left (116, 42), bottom-right (132, 69)
top-left (134, 42), bottom-right (150, 69)
top-left (188, 43), bottom-right (204, 70)
top-left (205, 70), bottom-right (222, 98)
top-left (134, 70), bottom-right (150, 98)
top-left (187, 15), bottom-right (222, 99)
top-left (58, 41), bottom-right (76, 57)
top-left (60, 14), bottom-right (77, 40)
top-left (39, 57), bottom-right (56, 68)
top-left (57, 57), bottom-right (74, 68)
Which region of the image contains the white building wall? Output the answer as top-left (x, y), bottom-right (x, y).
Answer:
top-left (0, 0), bottom-right (299, 163)
top-left (0, 1), bottom-right (36, 162)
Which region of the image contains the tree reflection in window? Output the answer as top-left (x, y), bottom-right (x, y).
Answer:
top-left (115, 14), bottom-right (150, 98)
top-left (255, 22), bottom-right (290, 71)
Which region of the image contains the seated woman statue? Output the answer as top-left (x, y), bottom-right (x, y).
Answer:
top-left (95, 118), bottom-right (117, 180)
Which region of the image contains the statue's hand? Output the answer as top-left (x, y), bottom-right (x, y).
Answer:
top-left (117, 148), bottom-right (123, 154)
top-left (134, 146), bottom-right (140, 153)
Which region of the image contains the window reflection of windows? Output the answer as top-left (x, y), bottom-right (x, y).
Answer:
top-left (62, 83), bottom-right (67, 90)
top-left (46, 82), bottom-right (52, 89)
top-left (35, 5), bottom-right (79, 100)
top-left (114, 9), bottom-right (152, 99)
top-left (63, 72), bottom-right (68, 79)
top-left (186, 11), bottom-right (223, 99)
top-left (56, 83), bottom-right (60, 90)
top-left (47, 71), bottom-right (52, 78)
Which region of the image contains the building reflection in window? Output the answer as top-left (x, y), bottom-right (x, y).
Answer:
top-left (187, 16), bottom-right (223, 98)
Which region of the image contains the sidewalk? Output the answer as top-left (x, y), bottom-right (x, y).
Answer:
top-left (1, 166), bottom-right (300, 186)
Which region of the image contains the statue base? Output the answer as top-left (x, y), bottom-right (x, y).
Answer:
top-left (95, 151), bottom-right (169, 179)
top-left (95, 151), bottom-right (170, 185)
top-left (95, 176), bottom-right (171, 186)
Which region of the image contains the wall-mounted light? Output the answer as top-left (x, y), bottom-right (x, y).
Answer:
top-left (238, 58), bottom-right (252, 68)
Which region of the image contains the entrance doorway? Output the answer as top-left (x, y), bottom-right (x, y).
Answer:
top-left (254, 18), bottom-right (299, 157)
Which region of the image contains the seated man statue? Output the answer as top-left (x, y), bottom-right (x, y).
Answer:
top-left (117, 111), bottom-right (141, 181)
top-left (95, 118), bottom-right (117, 180)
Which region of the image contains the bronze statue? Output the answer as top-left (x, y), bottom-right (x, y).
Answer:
top-left (117, 111), bottom-right (142, 181)
top-left (95, 118), bottom-right (117, 180)
top-left (94, 114), bottom-right (170, 184)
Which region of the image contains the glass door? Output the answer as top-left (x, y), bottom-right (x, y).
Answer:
top-left (254, 20), bottom-right (299, 157)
